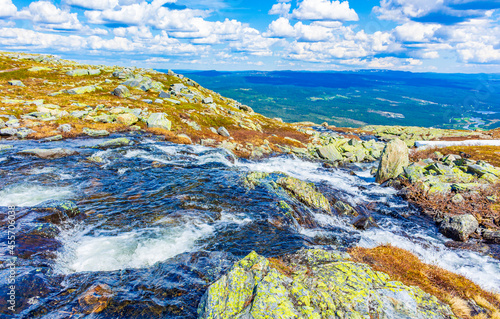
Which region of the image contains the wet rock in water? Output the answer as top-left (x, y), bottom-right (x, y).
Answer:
top-left (29, 223), bottom-right (60, 238)
top-left (333, 200), bottom-right (358, 216)
top-left (116, 113), bottom-right (138, 126)
top-left (483, 230), bottom-right (500, 244)
top-left (78, 284), bottom-right (113, 314)
top-left (34, 200), bottom-right (80, 223)
top-left (439, 214), bottom-right (479, 242)
top-left (444, 241), bottom-right (490, 254)
top-left (316, 144), bottom-right (342, 162)
top-left (42, 135), bottom-right (63, 142)
top-left (276, 176), bottom-right (331, 213)
top-left (217, 126), bottom-right (230, 137)
top-left (198, 249), bottom-right (456, 319)
top-left (376, 138), bottom-right (409, 184)
top-left (95, 137), bottom-right (131, 149)
top-left (18, 148), bottom-right (79, 159)
top-left (8, 80), bottom-right (25, 87)
top-left (83, 128), bottom-right (110, 137)
top-left (0, 145), bottom-right (13, 152)
top-left (352, 214), bottom-right (378, 230)
top-left (57, 124), bottom-right (73, 132)
top-left (112, 85), bottom-right (130, 98)
top-left (147, 113), bottom-right (171, 131)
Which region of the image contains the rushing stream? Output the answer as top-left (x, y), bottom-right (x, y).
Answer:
top-left (1, 133), bottom-right (499, 318)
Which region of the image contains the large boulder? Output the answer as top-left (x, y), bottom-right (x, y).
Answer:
top-left (112, 85), bottom-right (130, 98)
top-left (116, 113), bottom-right (138, 126)
top-left (439, 214), bottom-right (479, 241)
top-left (198, 249), bottom-right (455, 319)
top-left (376, 138), bottom-right (409, 184)
top-left (147, 113), bottom-right (171, 131)
top-left (18, 148), bottom-right (78, 159)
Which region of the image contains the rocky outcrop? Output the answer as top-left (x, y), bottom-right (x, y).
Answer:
top-left (376, 138), bottom-right (409, 183)
top-left (198, 249), bottom-right (456, 319)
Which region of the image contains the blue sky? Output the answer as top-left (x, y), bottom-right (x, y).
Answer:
top-left (1, 0), bottom-right (500, 72)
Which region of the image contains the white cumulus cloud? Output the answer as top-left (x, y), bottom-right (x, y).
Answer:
top-left (0, 0), bottom-right (17, 18)
top-left (292, 0), bottom-right (358, 21)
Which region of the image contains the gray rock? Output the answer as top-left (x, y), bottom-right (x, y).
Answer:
top-left (0, 118), bottom-right (5, 128)
top-left (217, 126), bottom-right (230, 137)
top-left (171, 83), bottom-right (186, 94)
top-left (95, 137), bottom-right (131, 149)
top-left (112, 85), bottom-right (130, 98)
top-left (154, 99), bottom-right (163, 104)
top-left (376, 138), bottom-right (409, 184)
top-left (439, 214), bottom-right (478, 241)
top-left (165, 98), bottom-right (181, 105)
top-left (42, 135), bottom-right (63, 142)
top-left (142, 99), bottom-right (153, 104)
top-left (66, 69), bottom-right (89, 76)
top-left (209, 127), bottom-right (218, 134)
top-left (71, 111), bottom-right (89, 119)
top-left (202, 96), bottom-right (214, 104)
top-left (83, 128), bottom-right (109, 137)
top-left (159, 91), bottom-right (170, 98)
top-left (57, 124), bottom-right (73, 132)
top-left (317, 144), bottom-right (342, 162)
top-left (0, 128), bottom-right (17, 136)
top-left (18, 148), bottom-right (78, 159)
top-left (147, 113), bottom-right (171, 131)
top-left (8, 80), bottom-right (25, 87)
top-left (88, 69), bottom-right (101, 76)
top-left (16, 129), bottom-right (35, 139)
top-left (483, 230), bottom-right (500, 244)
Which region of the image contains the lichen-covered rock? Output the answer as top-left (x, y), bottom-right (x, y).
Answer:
top-left (276, 176), bottom-right (331, 213)
top-left (217, 126), bottom-right (230, 137)
top-left (147, 113), bottom-right (171, 130)
top-left (8, 80), bottom-right (25, 87)
top-left (18, 148), bottom-right (78, 159)
top-left (116, 113), bottom-right (138, 126)
top-left (317, 144), bottom-right (342, 162)
top-left (112, 85), bottom-right (131, 98)
top-left (34, 200), bottom-right (80, 223)
top-left (198, 249), bottom-right (456, 319)
top-left (376, 138), bottom-right (409, 184)
top-left (439, 214), bottom-right (479, 241)
top-left (65, 85), bottom-right (99, 95)
top-left (83, 128), bottom-right (110, 137)
top-left (333, 200), bottom-right (358, 216)
top-left (94, 137), bottom-right (131, 149)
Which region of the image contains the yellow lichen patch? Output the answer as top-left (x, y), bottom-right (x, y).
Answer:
top-left (349, 245), bottom-right (500, 319)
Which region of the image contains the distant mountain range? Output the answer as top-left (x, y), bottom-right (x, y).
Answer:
top-left (168, 70), bottom-right (500, 129)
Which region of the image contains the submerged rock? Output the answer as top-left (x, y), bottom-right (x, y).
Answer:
top-left (439, 214), bottom-right (479, 242)
top-left (376, 138), bottom-right (409, 184)
top-left (18, 148), bottom-right (78, 159)
top-left (78, 284), bottom-right (113, 314)
top-left (198, 249), bottom-right (456, 319)
top-left (34, 200), bottom-right (80, 223)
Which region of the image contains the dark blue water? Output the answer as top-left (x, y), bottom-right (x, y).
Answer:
top-left (1, 134), bottom-right (499, 318)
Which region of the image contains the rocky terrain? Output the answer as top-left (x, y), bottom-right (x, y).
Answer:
top-left (1, 52), bottom-right (500, 318)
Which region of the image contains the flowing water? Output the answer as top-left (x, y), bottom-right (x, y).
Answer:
top-left (1, 133), bottom-right (499, 318)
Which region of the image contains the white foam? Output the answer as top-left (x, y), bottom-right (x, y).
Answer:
top-left (26, 167), bottom-right (56, 175)
top-left (56, 223), bottom-right (214, 273)
top-left (0, 184), bottom-right (74, 207)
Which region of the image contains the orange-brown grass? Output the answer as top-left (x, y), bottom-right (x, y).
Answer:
top-left (268, 257), bottom-right (295, 277)
top-left (349, 245), bottom-right (500, 318)
top-left (410, 146), bottom-right (500, 167)
top-left (401, 180), bottom-right (500, 229)
top-left (29, 121), bottom-right (130, 139)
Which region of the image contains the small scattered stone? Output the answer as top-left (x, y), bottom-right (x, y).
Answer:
top-left (42, 135), bottom-right (63, 142)
top-left (16, 129), bottom-right (35, 139)
top-left (83, 128), bottom-right (109, 137)
top-left (159, 91), bottom-right (170, 98)
top-left (202, 96), bottom-right (214, 104)
top-left (116, 113), bottom-right (138, 126)
top-left (0, 128), bottom-right (17, 136)
top-left (8, 80), bottom-right (25, 87)
top-left (217, 126), bottom-right (230, 137)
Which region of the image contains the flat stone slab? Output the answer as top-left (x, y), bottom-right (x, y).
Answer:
top-left (18, 148), bottom-right (79, 159)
